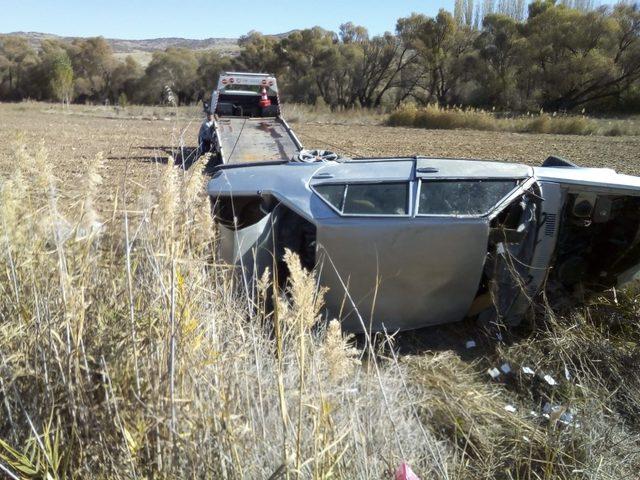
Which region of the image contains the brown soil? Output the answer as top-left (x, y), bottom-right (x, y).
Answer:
top-left (1, 102), bottom-right (639, 210)
top-left (293, 122), bottom-right (640, 174)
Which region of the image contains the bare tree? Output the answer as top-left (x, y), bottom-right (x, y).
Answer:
top-left (465, 0), bottom-right (475, 26)
top-left (484, 0), bottom-right (495, 16)
top-left (454, 0), bottom-right (465, 25)
top-left (558, 0), bottom-right (598, 11)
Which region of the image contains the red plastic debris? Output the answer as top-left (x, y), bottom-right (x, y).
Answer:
top-left (395, 463), bottom-right (421, 480)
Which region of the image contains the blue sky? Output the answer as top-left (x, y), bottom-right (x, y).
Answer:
top-left (1, 0), bottom-right (455, 39)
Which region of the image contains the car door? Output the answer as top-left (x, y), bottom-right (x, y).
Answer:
top-left (311, 159), bottom-right (531, 332)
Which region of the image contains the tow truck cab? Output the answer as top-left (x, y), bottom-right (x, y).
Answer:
top-left (210, 72), bottom-right (280, 118)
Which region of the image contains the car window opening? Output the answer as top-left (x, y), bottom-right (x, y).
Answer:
top-left (552, 194), bottom-right (640, 292)
top-left (467, 190), bottom-right (541, 324)
top-left (272, 205), bottom-right (317, 288)
top-left (212, 196), bottom-right (317, 288)
top-left (211, 195), bottom-right (272, 230)
top-left (315, 182), bottom-right (409, 216)
top-left (315, 184), bottom-right (346, 212)
top-left (419, 179), bottom-right (517, 216)
top-left (215, 89), bottom-right (279, 118)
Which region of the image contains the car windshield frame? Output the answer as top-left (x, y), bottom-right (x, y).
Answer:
top-left (312, 177), bottom-right (523, 219)
top-left (415, 178), bottom-right (520, 218)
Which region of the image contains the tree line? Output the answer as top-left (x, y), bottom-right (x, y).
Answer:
top-left (1, 0), bottom-right (639, 112)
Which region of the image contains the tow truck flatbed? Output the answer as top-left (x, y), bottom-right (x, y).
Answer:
top-left (216, 116), bottom-right (302, 164)
top-left (204, 72), bottom-right (304, 165)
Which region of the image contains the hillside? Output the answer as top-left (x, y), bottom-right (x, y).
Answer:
top-left (5, 31), bottom-right (239, 53)
top-left (3, 30), bottom-right (300, 65)
top-left (3, 31), bottom-right (246, 65)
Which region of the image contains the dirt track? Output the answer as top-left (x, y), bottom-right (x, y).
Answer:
top-left (1, 102), bottom-right (639, 209)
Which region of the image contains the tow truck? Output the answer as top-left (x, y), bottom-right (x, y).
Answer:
top-left (204, 72), bottom-right (334, 165)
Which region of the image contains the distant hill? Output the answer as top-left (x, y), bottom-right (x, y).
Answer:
top-left (4, 31), bottom-right (242, 66)
top-left (6, 31), bottom-right (238, 53)
top-left (3, 30), bottom-right (298, 66)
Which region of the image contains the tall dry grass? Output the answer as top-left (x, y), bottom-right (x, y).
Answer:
top-left (0, 143), bottom-right (448, 479)
top-left (388, 104), bottom-right (640, 136)
top-left (1, 141), bottom-right (639, 479)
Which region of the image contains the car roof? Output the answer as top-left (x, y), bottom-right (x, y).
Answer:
top-left (215, 156), bottom-right (533, 180)
top-left (209, 157), bottom-right (534, 208)
top-left (414, 157), bottom-right (532, 179)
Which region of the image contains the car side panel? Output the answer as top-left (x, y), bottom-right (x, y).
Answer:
top-left (316, 217), bottom-right (489, 331)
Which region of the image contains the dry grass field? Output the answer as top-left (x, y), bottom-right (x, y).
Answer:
top-left (1, 101), bottom-right (640, 479)
top-left (1, 102), bottom-right (639, 210)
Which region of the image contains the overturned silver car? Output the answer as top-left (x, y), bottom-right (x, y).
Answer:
top-left (207, 155), bottom-right (640, 332)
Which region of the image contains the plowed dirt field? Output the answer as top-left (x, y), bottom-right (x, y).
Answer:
top-left (1, 102), bottom-right (639, 210)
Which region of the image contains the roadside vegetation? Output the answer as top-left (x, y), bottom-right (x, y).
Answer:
top-left (0, 141), bottom-right (639, 479)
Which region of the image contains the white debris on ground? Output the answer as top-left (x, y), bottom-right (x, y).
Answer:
top-left (485, 360), bottom-right (580, 428)
top-left (487, 363), bottom-right (513, 378)
top-left (542, 402), bottom-right (577, 426)
top-left (465, 340), bottom-right (477, 349)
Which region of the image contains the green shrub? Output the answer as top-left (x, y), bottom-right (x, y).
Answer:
top-left (118, 92), bottom-right (129, 108)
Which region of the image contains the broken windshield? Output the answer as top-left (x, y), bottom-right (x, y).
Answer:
top-left (418, 180), bottom-right (517, 216)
